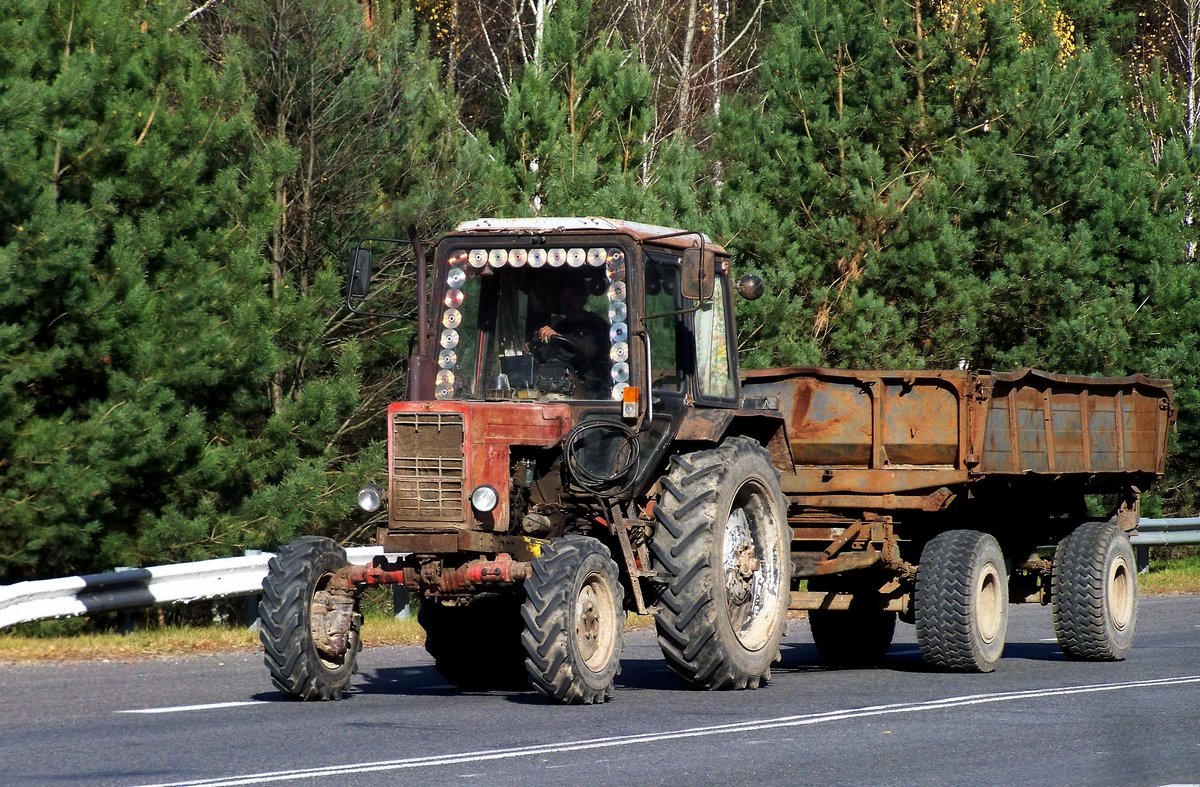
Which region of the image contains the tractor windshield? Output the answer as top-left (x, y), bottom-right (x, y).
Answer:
top-left (433, 245), bottom-right (630, 402)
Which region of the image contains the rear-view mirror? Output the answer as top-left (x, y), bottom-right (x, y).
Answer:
top-left (681, 247), bottom-right (716, 301)
top-left (348, 247), bottom-right (373, 299)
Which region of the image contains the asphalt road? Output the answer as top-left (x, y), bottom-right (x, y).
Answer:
top-left (2, 596), bottom-right (1198, 787)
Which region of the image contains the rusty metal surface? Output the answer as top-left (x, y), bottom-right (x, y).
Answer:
top-left (387, 401), bottom-right (573, 535)
top-left (379, 531), bottom-right (459, 554)
top-left (389, 409), bottom-right (465, 524)
top-left (743, 368), bottom-right (970, 469)
top-left (978, 369), bottom-right (1173, 475)
top-left (742, 367), bottom-right (1173, 500)
top-left (674, 408), bottom-right (734, 442)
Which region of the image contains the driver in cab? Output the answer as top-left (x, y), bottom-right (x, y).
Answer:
top-left (532, 280), bottom-right (609, 390)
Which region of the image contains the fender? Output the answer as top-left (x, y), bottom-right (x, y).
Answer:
top-left (674, 408), bottom-right (794, 472)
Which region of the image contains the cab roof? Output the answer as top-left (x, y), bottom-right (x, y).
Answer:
top-left (451, 217), bottom-right (726, 254)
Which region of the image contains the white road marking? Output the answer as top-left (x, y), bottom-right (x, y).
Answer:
top-left (128, 674), bottom-right (1200, 786)
top-left (1039, 637), bottom-right (1060, 642)
top-left (119, 701), bottom-right (267, 715)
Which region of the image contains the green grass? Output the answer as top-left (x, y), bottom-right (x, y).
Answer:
top-left (1140, 554), bottom-right (1200, 595)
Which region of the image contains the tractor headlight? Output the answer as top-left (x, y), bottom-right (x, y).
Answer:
top-left (470, 485), bottom-right (499, 513)
top-left (357, 483), bottom-right (384, 512)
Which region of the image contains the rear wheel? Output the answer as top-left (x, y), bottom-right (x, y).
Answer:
top-left (1052, 521), bottom-right (1138, 660)
top-left (651, 437), bottom-right (790, 690)
top-left (418, 594), bottom-right (528, 690)
top-left (915, 530), bottom-right (1008, 673)
top-left (259, 537), bottom-right (361, 700)
top-left (521, 535), bottom-right (624, 704)
top-left (809, 607), bottom-right (897, 667)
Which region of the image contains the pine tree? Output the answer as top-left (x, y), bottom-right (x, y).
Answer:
top-left (0, 0), bottom-right (287, 579)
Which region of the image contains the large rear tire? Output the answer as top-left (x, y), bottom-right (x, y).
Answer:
top-left (651, 437), bottom-right (790, 690)
top-left (521, 535), bottom-right (624, 704)
top-left (418, 594), bottom-right (528, 690)
top-left (914, 530), bottom-right (1008, 673)
top-left (259, 536), bottom-right (360, 700)
top-left (1052, 521), bottom-right (1137, 660)
top-left (809, 607), bottom-right (897, 667)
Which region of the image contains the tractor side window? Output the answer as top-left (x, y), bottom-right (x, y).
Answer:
top-left (694, 278), bottom-right (735, 399)
top-left (646, 257), bottom-right (684, 392)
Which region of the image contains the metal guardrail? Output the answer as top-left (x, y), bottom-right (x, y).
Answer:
top-left (1129, 518), bottom-right (1200, 546)
top-left (0, 547), bottom-right (386, 630)
top-left (2, 518), bottom-right (1198, 631)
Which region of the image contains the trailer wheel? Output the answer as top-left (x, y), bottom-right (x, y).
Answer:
top-left (521, 535), bottom-right (624, 704)
top-left (1052, 521), bottom-right (1138, 660)
top-left (418, 595), bottom-right (528, 690)
top-left (809, 608), bottom-right (897, 667)
top-left (259, 536), bottom-right (361, 700)
top-left (651, 437), bottom-right (790, 690)
top-left (915, 530), bottom-right (1008, 673)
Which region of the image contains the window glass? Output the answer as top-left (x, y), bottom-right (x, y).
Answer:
top-left (695, 279), bottom-right (735, 399)
top-left (646, 257), bottom-right (683, 392)
top-left (433, 246), bottom-right (624, 401)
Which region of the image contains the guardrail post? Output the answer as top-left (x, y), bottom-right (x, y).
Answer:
top-left (244, 550), bottom-right (263, 631)
top-left (1136, 545), bottom-right (1150, 575)
top-left (114, 567), bottom-right (138, 634)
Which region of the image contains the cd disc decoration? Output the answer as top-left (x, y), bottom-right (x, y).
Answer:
top-left (437, 246), bottom-right (629, 401)
top-left (605, 247), bottom-right (629, 400)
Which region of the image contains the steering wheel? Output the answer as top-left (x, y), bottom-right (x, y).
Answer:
top-left (545, 334), bottom-right (581, 352)
top-left (534, 333), bottom-right (582, 365)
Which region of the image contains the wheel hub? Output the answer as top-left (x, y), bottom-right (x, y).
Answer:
top-left (574, 573), bottom-right (617, 671)
top-left (577, 587), bottom-right (601, 659)
top-left (310, 587), bottom-right (357, 662)
top-left (727, 544), bottom-right (760, 604)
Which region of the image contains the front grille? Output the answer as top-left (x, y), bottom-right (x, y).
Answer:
top-left (391, 411), bottom-right (465, 523)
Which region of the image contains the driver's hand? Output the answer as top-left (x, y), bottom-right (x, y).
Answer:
top-left (536, 325), bottom-right (558, 342)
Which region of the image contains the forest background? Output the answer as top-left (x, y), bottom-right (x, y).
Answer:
top-left (1, 0), bottom-right (1198, 583)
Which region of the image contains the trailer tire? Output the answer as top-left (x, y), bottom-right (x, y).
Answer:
top-left (809, 608), bottom-right (897, 667)
top-left (418, 595), bottom-right (528, 690)
top-left (651, 437), bottom-right (790, 690)
top-left (915, 530), bottom-right (1008, 673)
top-left (521, 535), bottom-right (624, 704)
top-left (259, 536), bottom-right (360, 700)
top-left (1052, 521), bottom-right (1137, 660)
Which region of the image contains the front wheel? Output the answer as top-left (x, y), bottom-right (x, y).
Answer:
top-left (521, 535), bottom-right (624, 704)
top-left (651, 437), bottom-right (790, 690)
top-left (1052, 521), bottom-right (1137, 660)
top-left (259, 536), bottom-right (361, 700)
top-left (914, 530), bottom-right (1008, 673)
